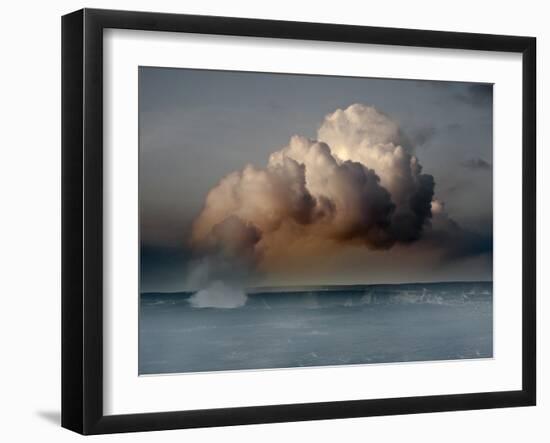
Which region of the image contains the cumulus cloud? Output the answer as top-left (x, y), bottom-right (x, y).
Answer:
top-left (190, 104), bottom-right (442, 276)
top-left (317, 104), bottom-right (435, 242)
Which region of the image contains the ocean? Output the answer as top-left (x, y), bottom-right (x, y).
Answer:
top-left (139, 281), bottom-right (493, 375)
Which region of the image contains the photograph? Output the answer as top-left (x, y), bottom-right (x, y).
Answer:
top-left (138, 67), bottom-right (494, 375)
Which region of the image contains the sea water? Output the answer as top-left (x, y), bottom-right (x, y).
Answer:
top-left (139, 281), bottom-right (492, 374)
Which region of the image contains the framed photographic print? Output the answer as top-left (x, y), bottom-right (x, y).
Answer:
top-left (61, 8), bottom-right (536, 435)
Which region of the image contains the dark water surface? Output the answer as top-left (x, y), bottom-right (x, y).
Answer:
top-left (139, 281), bottom-right (493, 374)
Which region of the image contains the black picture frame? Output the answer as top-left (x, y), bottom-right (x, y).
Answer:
top-left (62, 8), bottom-right (536, 435)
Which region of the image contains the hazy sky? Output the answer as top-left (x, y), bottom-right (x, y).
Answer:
top-left (139, 67), bottom-right (492, 292)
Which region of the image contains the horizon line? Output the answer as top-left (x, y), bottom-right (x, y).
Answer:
top-left (141, 279), bottom-right (493, 295)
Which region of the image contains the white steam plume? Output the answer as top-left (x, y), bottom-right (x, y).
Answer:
top-left (185, 216), bottom-right (261, 308)
top-left (189, 281), bottom-right (248, 309)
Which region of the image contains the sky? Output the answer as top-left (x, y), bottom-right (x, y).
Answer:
top-left (139, 67), bottom-right (493, 292)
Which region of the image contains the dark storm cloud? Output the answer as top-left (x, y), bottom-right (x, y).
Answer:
top-left (446, 122), bottom-right (462, 132)
top-left (453, 84), bottom-right (493, 107)
top-left (408, 126), bottom-right (437, 147)
top-left (391, 173), bottom-right (435, 243)
top-left (461, 157), bottom-right (492, 171)
top-left (420, 81), bottom-right (492, 109)
top-left (426, 217), bottom-right (493, 261)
